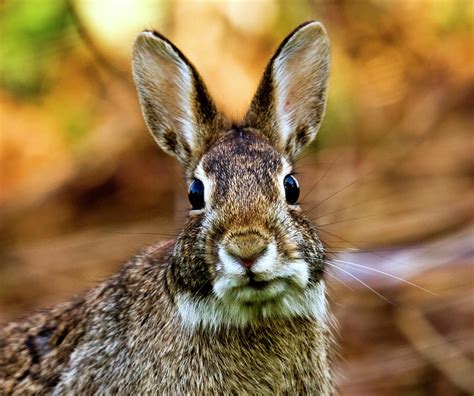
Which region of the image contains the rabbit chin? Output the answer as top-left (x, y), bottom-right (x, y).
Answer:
top-left (174, 243), bottom-right (328, 330)
top-left (175, 282), bottom-right (328, 331)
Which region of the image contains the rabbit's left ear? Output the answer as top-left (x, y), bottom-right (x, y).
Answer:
top-left (244, 22), bottom-right (330, 160)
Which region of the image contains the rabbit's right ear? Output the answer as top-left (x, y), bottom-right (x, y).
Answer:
top-left (132, 31), bottom-right (222, 168)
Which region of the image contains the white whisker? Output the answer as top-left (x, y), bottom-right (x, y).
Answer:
top-left (332, 259), bottom-right (437, 295)
top-left (325, 262), bottom-right (395, 305)
top-left (324, 271), bottom-right (354, 291)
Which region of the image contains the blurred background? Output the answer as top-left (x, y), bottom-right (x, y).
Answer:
top-left (0, 0), bottom-right (472, 394)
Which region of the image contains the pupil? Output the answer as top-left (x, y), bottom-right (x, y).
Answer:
top-left (284, 175), bottom-right (299, 204)
top-left (188, 179), bottom-right (205, 209)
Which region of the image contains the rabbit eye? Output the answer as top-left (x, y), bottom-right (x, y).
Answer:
top-left (188, 179), bottom-right (205, 210)
top-left (284, 174), bottom-right (300, 204)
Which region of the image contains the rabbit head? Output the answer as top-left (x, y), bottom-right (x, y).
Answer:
top-left (132, 22), bottom-right (330, 329)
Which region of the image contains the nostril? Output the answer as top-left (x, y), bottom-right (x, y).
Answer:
top-left (240, 257), bottom-right (256, 269)
top-left (233, 248), bottom-right (267, 269)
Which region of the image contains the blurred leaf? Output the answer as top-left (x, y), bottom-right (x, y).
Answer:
top-left (62, 108), bottom-right (92, 145)
top-left (0, 0), bottom-right (73, 97)
top-left (429, 0), bottom-right (473, 31)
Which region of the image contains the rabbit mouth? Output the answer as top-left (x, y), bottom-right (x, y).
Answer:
top-left (247, 278), bottom-right (271, 290)
top-left (221, 278), bottom-right (291, 304)
top-left (213, 241), bottom-right (310, 304)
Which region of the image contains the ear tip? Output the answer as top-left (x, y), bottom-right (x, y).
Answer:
top-left (304, 20), bottom-right (327, 31)
top-left (133, 30), bottom-right (180, 63)
top-left (140, 30), bottom-right (167, 41)
top-left (134, 30), bottom-right (160, 48)
top-left (298, 21), bottom-right (329, 39)
top-left (293, 21), bottom-right (330, 56)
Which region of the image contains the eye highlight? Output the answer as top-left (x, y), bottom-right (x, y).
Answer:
top-left (283, 174), bottom-right (300, 204)
top-left (188, 179), bottom-right (205, 210)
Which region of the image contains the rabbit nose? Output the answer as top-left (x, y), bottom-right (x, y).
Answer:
top-left (224, 234), bottom-right (268, 269)
top-left (238, 253), bottom-right (262, 269)
top-left (231, 249), bottom-right (267, 270)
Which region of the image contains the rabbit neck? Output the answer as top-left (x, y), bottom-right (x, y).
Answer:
top-left (153, 314), bottom-right (334, 394)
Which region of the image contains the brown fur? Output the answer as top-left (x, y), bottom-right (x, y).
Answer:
top-left (0, 21), bottom-right (333, 394)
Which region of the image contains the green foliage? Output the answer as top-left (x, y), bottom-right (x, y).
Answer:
top-left (0, 0), bottom-right (73, 97)
top-left (62, 108), bottom-right (92, 145)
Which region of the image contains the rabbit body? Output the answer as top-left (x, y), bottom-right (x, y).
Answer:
top-left (1, 242), bottom-right (332, 394)
top-left (1, 21), bottom-right (333, 394)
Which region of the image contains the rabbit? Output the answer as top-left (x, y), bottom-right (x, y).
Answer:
top-left (0, 21), bottom-right (333, 394)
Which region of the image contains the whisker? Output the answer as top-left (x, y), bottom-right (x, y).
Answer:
top-left (110, 232), bottom-right (178, 237)
top-left (308, 190), bottom-right (395, 221)
top-left (326, 248), bottom-right (404, 254)
top-left (294, 161), bottom-right (336, 171)
top-left (333, 259), bottom-right (437, 295)
top-left (305, 134), bottom-right (430, 217)
top-left (325, 245), bottom-right (362, 251)
top-left (318, 228), bottom-right (367, 247)
top-left (294, 151), bottom-right (316, 164)
top-left (316, 215), bottom-right (375, 227)
top-left (301, 153), bottom-right (342, 202)
top-left (306, 174), bottom-right (373, 215)
top-left (318, 228), bottom-right (414, 269)
top-left (325, 243), bottom-right (425, 253)
top-left (325, 262), bottom-right (395, 305)
top-left (324, 270), bottom-right (355, 292)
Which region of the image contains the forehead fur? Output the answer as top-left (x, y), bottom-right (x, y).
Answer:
top-left (201, 129), bottom-right (283, 206)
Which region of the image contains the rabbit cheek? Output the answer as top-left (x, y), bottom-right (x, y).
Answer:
top-left (171, 217), bottom-right (215, 298)
top-left (286, 209), bottom-right (326, 284)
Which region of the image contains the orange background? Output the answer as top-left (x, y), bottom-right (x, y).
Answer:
top-left (1, 1), bottom-right (472, 394)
